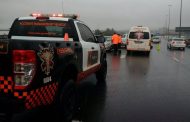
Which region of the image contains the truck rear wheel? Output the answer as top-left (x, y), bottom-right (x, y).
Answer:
top-left (96, 58), bottom-right (107, 83)
top-left (56, 80), bottom-right (77, 122)
top-left (0, 113), bottom-right (12, 122)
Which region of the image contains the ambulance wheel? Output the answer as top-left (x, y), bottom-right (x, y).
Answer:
top-left (127, 50), bottom-right (131, 55)
top-left (146, 51), bottom-right (150, 56)
top-left (96, 58), bottom-right (107, 83)
top-left (56, 80), bottom-right (77, 122)
top-left (118, 50), bottom-right (121, 54)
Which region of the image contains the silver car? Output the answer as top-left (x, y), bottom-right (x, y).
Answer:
top-left (167, 38), bottom-right (186, 50)
top-left (152, 36), bottom-right (161, 43)
top-left (104, 36), bottom-right (112, 51)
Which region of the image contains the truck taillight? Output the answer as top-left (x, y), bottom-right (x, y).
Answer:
top-left (126, 39), bottom-right (129, 45)
top-left (13, 50), bottom-right (36, 89)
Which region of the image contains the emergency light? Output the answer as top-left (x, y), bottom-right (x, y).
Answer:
top-left (30, 13), bottom-right (79, 19)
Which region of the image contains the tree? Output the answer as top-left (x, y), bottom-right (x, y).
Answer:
top-left (94, 29), bottom-right (102, 35)
top-left (103, 28), bottom-right (116, 36)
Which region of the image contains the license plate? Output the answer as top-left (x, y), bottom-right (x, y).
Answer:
top-left (134, 41), bottom-right (143, 44)
top-left (138, 48), bottom-right (145, 50)
top-left (176, 42), bottom-right (182, 44)
top-left (0, 41), bottom-right (8, 54)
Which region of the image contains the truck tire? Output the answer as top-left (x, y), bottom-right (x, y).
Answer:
top-left (96, 58), bottom-right (107, 83)
top-left (0, 113), bottom-right (12, 122)
top-left (56, 80), bottom-right (77, 122)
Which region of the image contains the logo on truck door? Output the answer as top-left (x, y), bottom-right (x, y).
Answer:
top-left (87, 51), bottom-right (98, 67)
top-left (38, 45), bottom-right (54, 75)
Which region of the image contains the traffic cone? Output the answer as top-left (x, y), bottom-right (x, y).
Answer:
top-left (64, 33), bottom-right (69, 41)
top-left (156, 44), bottom-right (160, 52)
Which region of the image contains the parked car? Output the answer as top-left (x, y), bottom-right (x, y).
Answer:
top-left (167, 38), bottom-right (186, 50)
top-left (104, 36), bottom-right (112, 51)
top-left (152, 36), bottom-right (161, 43)
top-left (122, 34), bottom-right (128, 48)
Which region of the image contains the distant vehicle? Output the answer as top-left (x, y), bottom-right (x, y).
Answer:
top-left (167, 38), bottom-right (186, 50)
top-left (185, 38), bottom-right (190, 47)
top-left (104, 36), bottom-right (112, 51)
top-left (152, 36), bottom-right (161, 43)
top-left (127, 26), bottom-right (152, 55)
top-left (122, 34), bottom-right (128, 48)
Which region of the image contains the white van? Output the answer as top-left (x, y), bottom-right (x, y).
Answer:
top-left (127, 26), bottom-right (151, 55)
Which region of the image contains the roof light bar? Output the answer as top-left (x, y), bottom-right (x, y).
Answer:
top-left (30, 13), bottom-right (79, 19)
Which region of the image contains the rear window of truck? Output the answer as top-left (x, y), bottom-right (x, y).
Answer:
top-left (10, 20), bottom-right (78, 40)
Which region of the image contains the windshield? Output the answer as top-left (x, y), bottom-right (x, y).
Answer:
top-left (10, 20), bottom-right (78, 40)
top-left (129, 32), bottom-right (150, 39)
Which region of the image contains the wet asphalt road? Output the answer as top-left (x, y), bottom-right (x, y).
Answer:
top-left (12, 38), bottom-right (190, 122)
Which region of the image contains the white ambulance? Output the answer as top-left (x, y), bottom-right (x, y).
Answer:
top-left (127, 26), bottom-right (152, 55)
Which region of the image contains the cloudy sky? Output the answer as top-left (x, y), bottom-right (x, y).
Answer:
top-left (0, 0), bottom-right (190, 31)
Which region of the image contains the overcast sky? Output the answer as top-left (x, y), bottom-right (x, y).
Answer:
top-left (0, 0), bottom-right (190, 31)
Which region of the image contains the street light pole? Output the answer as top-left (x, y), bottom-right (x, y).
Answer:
top-left (179, 0), bottom-right (183, 37)
top-left (168, 4), bottom-right (172, 39)
top-left (165, 14), bottom-right (168, 35)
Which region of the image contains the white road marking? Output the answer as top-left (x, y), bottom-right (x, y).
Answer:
top-left (173, 57), bottom-right (180, 62)
top-left (120, 54), bottom-right (126, 59)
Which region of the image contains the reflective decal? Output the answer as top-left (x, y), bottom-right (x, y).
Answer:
top-left (87, 51), bottom-right (98, 67)
top-left (0, 76), bottom-right (13, 93)
top-left (57, 48), bottom-right (74, 55)
top-left (43, 76), bottom-right (52, 84)
top-left (19, 21), bottom-right (66, 27)
top-left (28, 32), bottom-right (56, 36)
top-left (25, 82), bottom-right (58, 110)
top-left (77, 64), bottom-right (101, 82)
top-left (38, 45), bottom-right (54, 75)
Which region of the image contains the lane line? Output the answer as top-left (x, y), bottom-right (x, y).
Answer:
top-left (173, 57), bottom-right (180, 62)
top-left (120, 54), bottom-right (126, 59)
